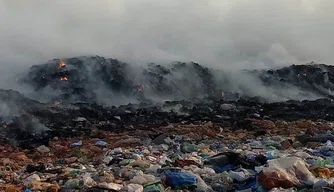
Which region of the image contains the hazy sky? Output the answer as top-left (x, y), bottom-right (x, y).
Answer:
top-left (0, 0), bottom-right (333, 71)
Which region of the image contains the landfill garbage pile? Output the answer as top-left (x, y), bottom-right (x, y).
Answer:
top-left (2, 57), bottom-right (334, 191)
top-left (19, 56), bottom-right (219, 104)
top-left (256, 62), bottom-right (334, 99)
top-left (1, 95), bottom-right (334, 191)
top-left (2, 119), bottom-right (334, 191)
top-left (1, 88), bottom-right (334, 148)
top-left (18, 56), bottom-right (334, 104)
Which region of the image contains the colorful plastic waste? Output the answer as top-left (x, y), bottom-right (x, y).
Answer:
top-left (161, 171), bottom-right (197, 189)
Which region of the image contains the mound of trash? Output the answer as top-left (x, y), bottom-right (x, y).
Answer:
top-left (1, 87), bottom-right (334, 148)
top-left (19, 56), bottom-right (219, 104)
top-left (2, 56), bottom-right (334, 191)
top-left (17, 56), bottom-right (334, 104)
top-left (0, 57), bottom-right (334, 147)
top-left (2, 119), bottom-right (334, 191)
top-left (258, 62), bottom-right (334, 99)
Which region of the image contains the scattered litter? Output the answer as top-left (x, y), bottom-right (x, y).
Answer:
top-left (70, 140), bottom-right (83, 147)
top-left (95, 140), bottom-right (107, 146)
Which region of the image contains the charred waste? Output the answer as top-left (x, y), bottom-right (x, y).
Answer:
top-left (0, 56), bottom-right (334, 147)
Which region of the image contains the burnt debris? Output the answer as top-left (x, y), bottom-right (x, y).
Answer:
top-left (19, 56), bottom-right (220, 104)
top-left (1, 89), bottom-right (334, 147)
top-left (1, 56), bottom-right (334, 147)
top-left (18, 56), bottom-right (334, 104)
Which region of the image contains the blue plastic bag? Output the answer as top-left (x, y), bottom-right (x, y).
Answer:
top-left (214, 164), bottom-right (234, 173)
top-left (162, 171), bottom-right (197, 189)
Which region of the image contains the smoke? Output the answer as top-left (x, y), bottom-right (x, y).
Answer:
top-left (216, 70), bottom-right (322, 102)
top-left (1, 0), bottom-right (333, 68)
top-left (0, 0), bottom-right (334, 103)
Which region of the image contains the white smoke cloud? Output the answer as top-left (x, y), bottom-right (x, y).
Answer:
top-left (0, 0), bottom-right (333, 102)
top-left (1, 0), bottom-right (333, 68)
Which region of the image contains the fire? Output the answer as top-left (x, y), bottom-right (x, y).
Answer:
top-left (60, 77), bottom-right (68, 81)
top-left (54, 101), bottom-right (61, 106)
top-left (3, 124), bottom-right (7, 128)
top-left (58, 61), bottom-right (66, 68)
top-left (221, 91), bottom-right (225, 97)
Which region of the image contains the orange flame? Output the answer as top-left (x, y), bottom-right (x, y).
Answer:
top-left (58, 61), bottom-right (66, 68)
top-left (60, 77), bottom-right (68, 81)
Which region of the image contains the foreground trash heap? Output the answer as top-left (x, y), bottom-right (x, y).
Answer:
top-left (2, 120), bottom-right (334, 192)
top-left (4, 56), bottom-right (334, 191)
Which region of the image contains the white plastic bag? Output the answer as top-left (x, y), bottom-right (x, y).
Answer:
top-left (267, 157), bottom-right (318, 185)
top-left (259, 157), bottom-right (318, 190)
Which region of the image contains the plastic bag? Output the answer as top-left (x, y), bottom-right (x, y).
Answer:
top-left (122, 184), bottom-right (144, 192)
top-left (314, 158), bottom-right (333, 167)
top-left (258, 157), bottom-right (317, 190)
top-left (70, 140), bottom-right (82, 147)
top-left (143, 181), bottom-right (165, 192)
top-left (229, 171), bottom-right (248, 182)
top-left (293, 152), bottom-right (312, 159)
top-left (185, 171), bottom-right (213, 192)
top-left (96, 140), bottom-right (107, 146)
top-left (313, 178), bottom-right (334, 191)
top-left (313, 167), bottom-right (334, 178)
top-left (258, 169), bottom-right (298, 190)
top-left (161, 171), bottom-right (197, 189)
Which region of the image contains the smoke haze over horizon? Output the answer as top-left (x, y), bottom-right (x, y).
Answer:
top-left (1, 0), bottom-right (333, 69)
top-left (0, 0), bottom-right (334, 102)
